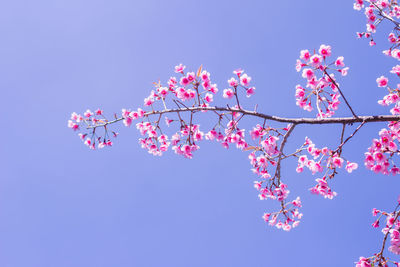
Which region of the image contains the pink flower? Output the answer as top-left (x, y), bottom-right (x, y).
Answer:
top-left (331, 156), bottom-right (344, 168)
top-left (246, 87), bottom-right (255, 97)
top-left (180, 76), bottom-right (190, 86)
top-left (366, 23), bottom-right (376, 33)
top-left (175, 63), bottom-right (185, 73)
top-left (372, 208), bottom-right (380, 216)
top-left (391, 65), bottom-right (400, 76)
top-left (165, 117), bottom-right (173, 127)
top-left (123, 117), bottom-right (133, 127)
top-left (369, 39), bottom-right (376, 46)
top-left (355, 257), bottom-right (371, 267)
top-left (282, 223), bottom-right (292, 231)
top-left (295, 59), bottom-right (304, 72)
top-left (319, 44), bottom-right (331, 58)
top-left (298, 155), bottom-right (308, 166)
top-left (254, 181), bottom-right (262, 191)
top-left (339, 67), bottom-right (349, 76)
top-left (308, 160), bottom-right (323, 174)
top-left (335, 56), bottom-right (345, 67)
top-left (310, 54), bottom-right (323, 67)
top-left (345, 161), bottom-right (358, 173)
top-left (84, 109), bottom-right (93, 118)
top-left (376, 76), bottom-right (388, 87)
top-left (200, 70), bottom-right (210, 81)
top-left (389, 33), bottom-right (397, 43)
top-left (300, 49), bottom-right (311, 61)
top-left (228, 77), bottom-right (239, 87)
top-left (144, 96), bottom-right (154, 106)
top-left (168, 77), bottom-right (177, 87)
top-left (309, 177), bottom-right (337, 199)
top-left (233, 68), bottom-right (243, 77)
top-left (208, 84), bottom-right (218, 94)
top-left (392, 49), bottom-right (400, 60)
top-left (372, 220), bottom-right (380, 228)
top-left (353, 0), bottom-right (364, 11)
top-left (240, 74), bottom-right (251, 86)
top-left (205, 129), bottom-right (218, 140)
top-left (204, 93), bottom-right (213, 103)
top-left (84, 138), bottom-right (91, 146)
top-left (302, 68), bottom-right (315, 80)
top-left (157, 87), bottom-right (169, 97)
top-left (186, 72), bottom-right (196, 82)
top-left (292, 197), bottom-right (302, 207)
top-left (67, 120), bottom-right (79, 131)
top-left (223, 88), bottom-right (234, 99)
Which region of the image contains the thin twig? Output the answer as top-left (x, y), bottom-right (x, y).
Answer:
top-left (334, 121), bottom-right (366, 154)
top-left (323, 69), bottom-right (358, 118)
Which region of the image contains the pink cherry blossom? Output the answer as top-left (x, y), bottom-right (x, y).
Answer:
top-left (300, 49), bottom-right (311, 61)
top-left (335, 56), bottom-right (345, 67)
top-left (233, 68), bottom-right (243, 77)
top-left (346, 161), bottom-right (359, 173)
top-left (175, 63), bottom-right (185, 73)
top-left (310, 54), bottom-right (323, 67)
top-left (246, 87), bottom-right (255, 97)
top-left (376, 76), bottom-right (388, 87)
top-left (240, 73), bottom-right (251, 86)
top-left (223, 88), bottom-right (234, 99)
top-left (204, 93), bottom-right (214, 103)
top-left (319, 44), bottom-right (332, 58)
top-left (228, 77), bottom-right (239, 87)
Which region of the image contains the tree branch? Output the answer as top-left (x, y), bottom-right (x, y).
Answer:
top-left (87, 106), bottom-right (400, 129)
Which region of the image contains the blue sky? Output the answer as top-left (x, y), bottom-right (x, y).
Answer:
top-left (1, 0), bottom-right (400, 266)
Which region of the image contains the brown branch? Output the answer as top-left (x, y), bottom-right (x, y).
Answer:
top-left (86, 106), bottom-right (400, 129)
top-left (275, 124), bottom-right (297, 184)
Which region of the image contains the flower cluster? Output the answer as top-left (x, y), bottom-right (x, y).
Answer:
top-left (68, 60), bottom-right (363, 233)
top-left (295, 44), bottom-right (348, 118)
top-left (133, 66), bottom-right (255, 157)
top-left (365, 127), bottom-right (400, 175)
top-left (355, 2), bottom-right (400, 264)
top-left (249, 124), bottom-right (303, 231)
top-left (365, 41), bottom-right (400, 175)
top-left (354, 0), bottom-right (400, 46)
top-left (68, 109), bottom-right (116, 149)
top-left (358, 200), bottom-right (400, 266)
top-left (261, 195), bottom-right (302, 232)
top-left (296, 137), bottom-right (358, 199)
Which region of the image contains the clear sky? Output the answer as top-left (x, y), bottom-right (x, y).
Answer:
top-left (1, 0), bottom-right (400, 266)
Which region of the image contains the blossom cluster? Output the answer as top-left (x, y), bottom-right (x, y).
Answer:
top-left (295, 44), bottom-right (348, 118)
top-left (365, 127), bottom-right (400, 175)
top-left (373, 207), bottom-right (400, 255)
top-left (124, 65), bottom-right (254, 157)
top-left (68, 58), bottom-right (365, 234)
top-left (364, 29), bottom-right (400, 176)
top-left (357, 200), bottom-right (400, 267)
top-left (354, 0), bottom-right (400, 46)
top-left (68, 109), bottom-right (116, 149)
top-left (248, 124), bottom-right (303, 231)
top-left (296, 137), bottom-right (358, 199)
top-left (355, 2), bottom-right (400, 264)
